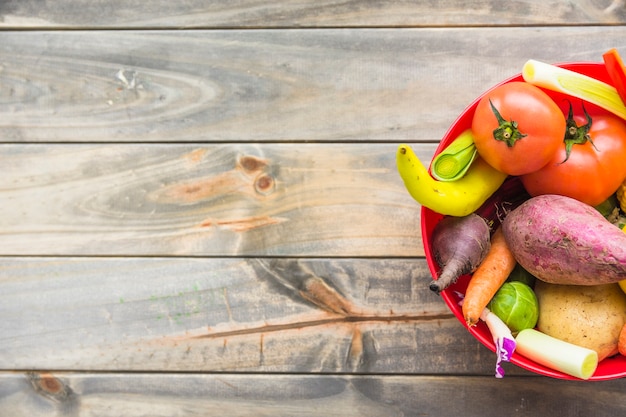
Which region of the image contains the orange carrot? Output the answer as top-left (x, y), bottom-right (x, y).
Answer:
top-left (463, 226), bottom-right (517, 327)
top-left (618, 323), bottom-right (626, 357)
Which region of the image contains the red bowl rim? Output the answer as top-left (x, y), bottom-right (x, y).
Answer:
top-left (420, 61), bottom-right (626, 381)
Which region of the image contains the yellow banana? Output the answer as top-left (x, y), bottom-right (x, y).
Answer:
top-left (396, 137), bottom-right (507, 216)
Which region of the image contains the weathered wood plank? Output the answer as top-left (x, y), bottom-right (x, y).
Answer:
top-left (0, 0), bottom-right (624, 28)
top-left (1, 28), bottom-right (625, 142)
top-left (1, 372), bottom-right (625, 417)
top-left (0, 143), bottom-right (430, 257)
top-left (0, 257), bottom-right (522, 375)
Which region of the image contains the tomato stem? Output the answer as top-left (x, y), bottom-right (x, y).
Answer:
top-left (561, 102), bottom-right (598, 163)
top-left (489, 99), bottom-right (527, 147)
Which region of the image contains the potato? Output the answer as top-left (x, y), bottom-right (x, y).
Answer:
top-left (534, 281), bottom-right (626, 361)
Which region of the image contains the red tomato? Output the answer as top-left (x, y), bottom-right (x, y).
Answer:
top-left (521, 105), bottom-right (626, 206)
top-left (471, 82), bottom-right (566, 175)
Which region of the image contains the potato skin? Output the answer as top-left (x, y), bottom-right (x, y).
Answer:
top-left (502, 194), bottom-right (626, 285)
top-left (535, 281), bottom-right (626, 361)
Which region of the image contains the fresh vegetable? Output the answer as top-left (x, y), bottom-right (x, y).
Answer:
top-left (396, 143), bottom-right (507, 217)
top-left (488, 281), bottom-right (538, 334)
top-left (471, 81), bottom-right (566, 176)
top-left (619, 323), bottom-right (626, 356)
top-left (473, 176), bottom-right (531, 233)
top-left (428, 213), bottom-right (491, 294)
top-left (521, 103), bottom-right (626, 206)
top-left (505, 263), bottom-right (536, 288)
top-left (534, 281), bottom-right (626, 362)
top-left (618, 224), bottom-right (626, 295)
top-left (522, 59), bottom-right (626, 120)
top-left (595, 194), bottom-right (620, 219)
top-left (462, 227), bottom-right (517, 327)
top-left (515, 329), bottom-right (598, 380)
top-left (430, 129), bottom-right (477, 181)
top-left (603, 48), bottom-right (626, 106)
top-left (458, 295), bottom-right (516, 378)
top-left (617, 178), bottom-right (626, 213)
top-left (479, 306), bottom-right (516, 378)
top-left (502, 194), bottom-right (626, 285)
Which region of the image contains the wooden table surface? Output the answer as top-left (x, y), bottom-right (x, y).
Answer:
top-left (2, 1), bottom-right (626, 415)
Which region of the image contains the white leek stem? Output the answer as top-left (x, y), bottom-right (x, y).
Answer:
top-left (515, 328), bottom-right (598, 380)
top-left (522, 59), bottom-right (626, 120)
top-left (480, 307), bottom-right (516, 378)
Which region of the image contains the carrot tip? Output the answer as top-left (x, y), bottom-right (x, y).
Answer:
top-left (465, 318), bottom-right (478, 327)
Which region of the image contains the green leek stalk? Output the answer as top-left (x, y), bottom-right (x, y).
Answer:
top-left (515, 328), bottom-right (598, 380)
top-left (522, 59), bottom-right (626, 120)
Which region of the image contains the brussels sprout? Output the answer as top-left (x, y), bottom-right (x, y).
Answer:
top-left (488, 281), bottom-right (539, 333)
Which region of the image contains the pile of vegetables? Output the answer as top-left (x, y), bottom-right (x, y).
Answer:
top-left (396, 48), bottom-right (626, 380)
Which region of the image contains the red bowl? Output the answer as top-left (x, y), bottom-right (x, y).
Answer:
top-left (421, 62), bottom-right (626, 381)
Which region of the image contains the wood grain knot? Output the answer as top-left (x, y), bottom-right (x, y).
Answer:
top-left (254, 173), bottom-right (275, 195)
top-left (238, 155), bottom-right (268, 174)
top-left (28, 372), bottom-right (72, 402)
top-left (38, 375), bottom-right (63, 394)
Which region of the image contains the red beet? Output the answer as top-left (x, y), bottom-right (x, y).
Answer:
top-left (429, 213), bottom-right (491, 294)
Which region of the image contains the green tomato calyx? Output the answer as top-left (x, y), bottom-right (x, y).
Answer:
top-left (489, 99), bottom-right (527, 147)
top-left (561, 101), bottom-right (599, 163)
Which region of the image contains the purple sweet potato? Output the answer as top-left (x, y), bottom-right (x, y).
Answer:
top-left (429, 213), bottom-right (491, 294)
top-left (502, 194), bottom-right (626, 285)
